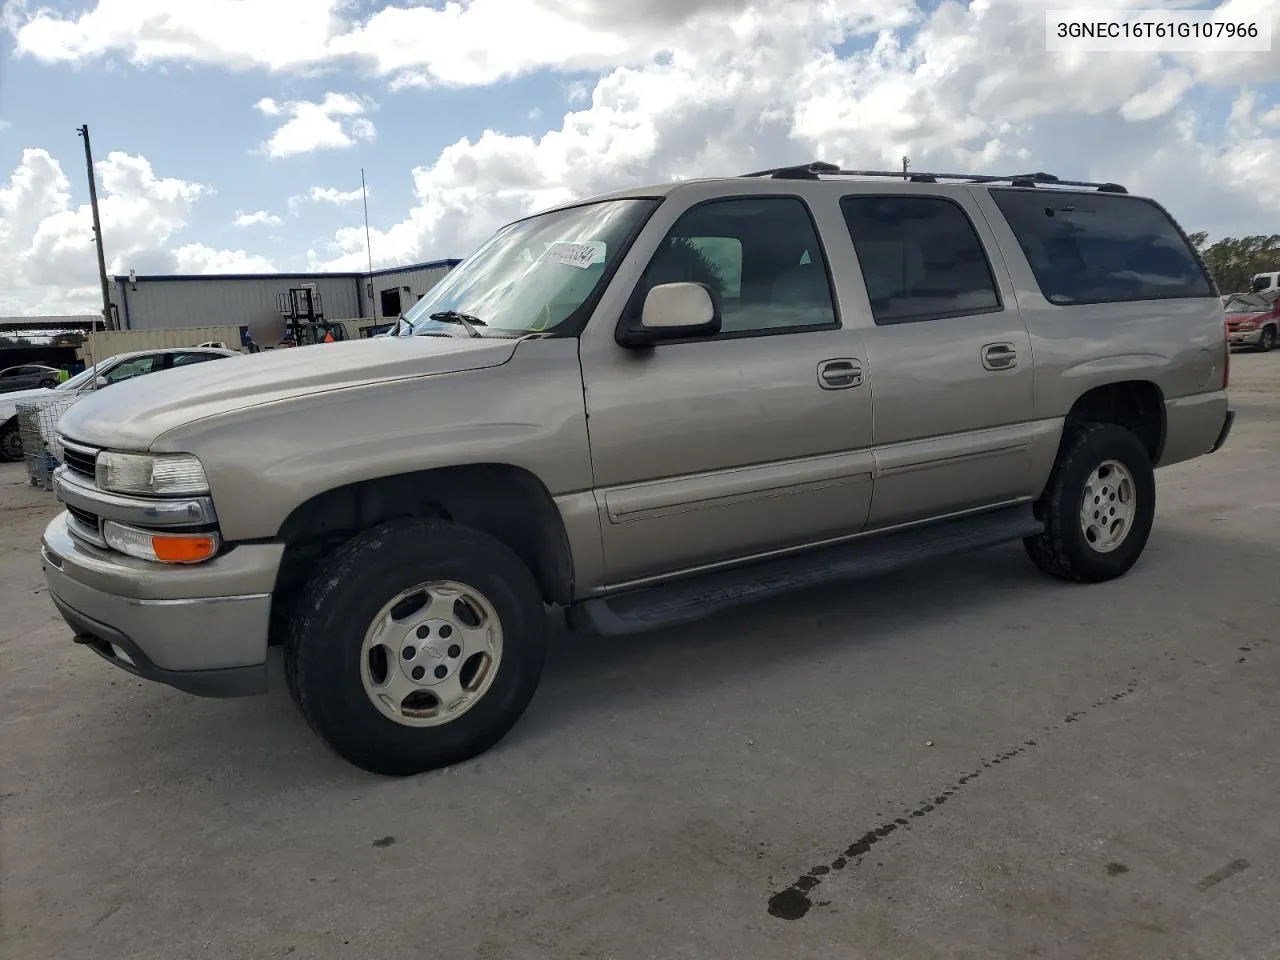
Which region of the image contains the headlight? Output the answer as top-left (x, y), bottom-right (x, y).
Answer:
top-left (95, 452), bottom-right (210, 496)
top-left (50, 436), bottom-right (65, 464)
top-left (103, 520), bottom-right (219, 564)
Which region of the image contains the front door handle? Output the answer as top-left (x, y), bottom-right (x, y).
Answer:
top-left (818, 358), bottom-right (863, 390)
top-left (982, 342), bottom-right (1018, 371)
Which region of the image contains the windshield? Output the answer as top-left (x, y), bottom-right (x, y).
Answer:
top-left (401, 198), bottom-right (658, 337)
top-left (58, 366), bottom-right (101, 391)
top-left (1225, 294), bottom-right (1267, 313)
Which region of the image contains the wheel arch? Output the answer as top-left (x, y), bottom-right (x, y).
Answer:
top-left (271, 463), bottom-right (575, 637)
top-left (1062, 379), bottom-right (1166, 465)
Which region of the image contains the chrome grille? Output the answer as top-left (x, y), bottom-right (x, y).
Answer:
top-left (66, 504), bottom-right (99, 528)
top-left (65, 505), bottom-right (107, 547)
top-left (59, 439), bottom-right (100, 481)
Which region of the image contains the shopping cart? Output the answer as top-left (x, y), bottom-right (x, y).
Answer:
top-left (15, 395), bottom-right (83, 490)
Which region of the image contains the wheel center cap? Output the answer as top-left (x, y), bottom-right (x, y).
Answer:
top-left (399, 618), bottom-right (461, 685)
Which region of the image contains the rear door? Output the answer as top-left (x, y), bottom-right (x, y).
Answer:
top-left (579, 192), bottom-right (875, 585)
top-left (840, 190), bottom-right (1043, 529)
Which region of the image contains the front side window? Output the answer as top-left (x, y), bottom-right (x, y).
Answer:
top-left (636, 196), bottom-right (837, 335)
top-left (401, 198), bottom-right (659, 338)
top-left (841, 195), bottom-right (1002, 325)
top-left (990, 189), bottom-right (1213, 305)
top-left (103, 355), bottom-right (161, 384)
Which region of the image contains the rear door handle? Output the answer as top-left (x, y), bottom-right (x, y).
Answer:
top-left (818, 358), bottom-right (863, 390)
top-left (982, 342), bottom-right (1017, 371)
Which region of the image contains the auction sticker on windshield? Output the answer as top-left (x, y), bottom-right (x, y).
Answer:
top-left (540, 241), bottom-right (605, 269)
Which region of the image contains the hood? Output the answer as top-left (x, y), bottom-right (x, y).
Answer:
top-left (58, 334), bottom-right (520, 450)
top-left (1226, 310), bottom-right (1267, 325)
top-left (0, 385), bottom-right (58, 416)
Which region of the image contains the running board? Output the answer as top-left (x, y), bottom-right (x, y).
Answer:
top-left (577, 505), bottom-right (1043, 637)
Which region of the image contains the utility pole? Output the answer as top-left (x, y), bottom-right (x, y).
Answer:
top-left (361, 168), bottom-right (374, 318)
top-left (78, 124), bottom-right (115, 331)
top-left (902, 156), bottom-right (910, 180)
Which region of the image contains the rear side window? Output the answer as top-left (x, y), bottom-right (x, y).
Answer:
top-left (990, 189), bottom-right (1213, 305)
top-left (840, 195), bottom-right (1002, 325)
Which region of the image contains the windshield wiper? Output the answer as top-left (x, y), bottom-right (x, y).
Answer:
top-left (428, 310), bottom-right (485, 339)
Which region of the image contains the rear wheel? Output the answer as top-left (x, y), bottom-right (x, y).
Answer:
top-left (38, 378), bottom-right (57, 389)
top-left (0, 420), bottom-right (21, 463)
top-left (1258, 326), bottom-right (1276, 353)
top-left (285, 518), bottom-right (548, 776)
top-left (1024, 423), bottom-right (1156, 583)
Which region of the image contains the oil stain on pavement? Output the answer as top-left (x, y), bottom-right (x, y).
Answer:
top-left (767, 678), bottom-right (1142, 921)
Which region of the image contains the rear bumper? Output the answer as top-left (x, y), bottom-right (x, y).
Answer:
top-left (41, 512), bottom-right (281, 697)
top-left (1210, 409), bottom-right (1235, 454)
top-left (1159, 390), bottom-right (1230, 468)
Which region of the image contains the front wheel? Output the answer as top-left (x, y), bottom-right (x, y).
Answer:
top-left (285, 519), bottom-right (548, 776)
top-left (38, 378), bottom-right (57, 389)
top-left (1024, 423), bottom-right (1156, 583)
top-left (1258, 326), bottom-right (1276, 353)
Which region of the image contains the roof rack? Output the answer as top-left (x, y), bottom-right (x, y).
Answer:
top-left (738, 161), bottom-right (1128, 194)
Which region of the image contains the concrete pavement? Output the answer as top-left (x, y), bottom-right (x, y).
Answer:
top-left (2, 354), bottom-right (1277, 960)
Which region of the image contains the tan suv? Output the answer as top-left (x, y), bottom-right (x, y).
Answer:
top-left (40, 163), bottom-right (1232, 775)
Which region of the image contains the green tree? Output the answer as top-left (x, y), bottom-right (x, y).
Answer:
top-left (661, 237), bottom-right (729, 296)
top-left (1189, 233), bottom-right (1280, 293)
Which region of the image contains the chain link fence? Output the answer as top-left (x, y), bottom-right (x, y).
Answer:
top-left (15, 394), bottom-right (83, 490)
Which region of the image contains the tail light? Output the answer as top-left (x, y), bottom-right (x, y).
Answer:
top-left (1223, 320), bottom-right (1230, 389)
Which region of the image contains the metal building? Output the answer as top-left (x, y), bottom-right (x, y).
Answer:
top-left (111, 258), bottom-right (460, 332)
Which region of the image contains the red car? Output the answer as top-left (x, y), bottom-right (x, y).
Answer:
top-left (1224, 291), bottom-right (1279, 352)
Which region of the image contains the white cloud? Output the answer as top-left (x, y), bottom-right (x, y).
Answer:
top-left (298, 0), bottom-right (1280, 270)
top-left (5, 0), bottom-right (1280, 312)
top-left (168, 243), bottom-right (277, 274)
top-left (290, 185), bottom-right (366, 209)
top-left (232, 209), bottom-right (283, 227)
top-left (7, 0), bottom-right (916, 87)
top-left (0, 149), bottom-right (276, 315)
top-left (257, 92), bottom-right (377, 159)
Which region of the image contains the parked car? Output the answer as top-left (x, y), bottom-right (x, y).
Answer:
top-left (41, 163), bottom-right (1231, 776)
top-left (1250, 271), bottom-right (1279, 294)
top-left (1224, 291), bottom-right (1280, 351)
top-left (0, 364), bottom-right (62, 394)
top-left (0, 346), bottom-right (239, 462)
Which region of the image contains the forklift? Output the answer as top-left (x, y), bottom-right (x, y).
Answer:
top-left (249, 286), bottom-right (351, 351)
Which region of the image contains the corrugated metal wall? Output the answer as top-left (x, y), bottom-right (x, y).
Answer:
top-left (117, 276), bottom-right (363, 332)
top-left (80, 326), bottom-right (248, 364)
top-left (362, 263), bottom-right (456, 318)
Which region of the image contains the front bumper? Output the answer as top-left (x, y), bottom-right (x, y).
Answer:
top-left (1228, 328), bottom-right (1263, 346)
top-left (41, 512), bottom-right (283, 698)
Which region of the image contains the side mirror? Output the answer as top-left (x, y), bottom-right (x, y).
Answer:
top-left (617, 282), bottom-right (721, 348)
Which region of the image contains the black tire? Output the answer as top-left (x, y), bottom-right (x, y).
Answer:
top-left (285, 518), bottom-right (547, 776)
top-left (1258, 326), bottom-right (1276, 353)
top-left (1024, 423), bottom-right (1156, 583)
top-left (38, 378), bottom-right (57, 389)
top-left (0, 420), bottom-right (21, 463)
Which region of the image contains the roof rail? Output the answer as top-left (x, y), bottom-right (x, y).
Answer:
top-left (737, 162), bottom-right (1127, 193)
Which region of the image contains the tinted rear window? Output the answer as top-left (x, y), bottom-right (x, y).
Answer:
top-left (990, 189), bottom-right (1213, 305)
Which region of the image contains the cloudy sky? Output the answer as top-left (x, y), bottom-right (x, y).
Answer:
top-left (0, 0), bottom-right (1277, 315)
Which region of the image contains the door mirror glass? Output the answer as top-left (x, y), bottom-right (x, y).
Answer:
top-left (619, 282), bottom-right (721, 347)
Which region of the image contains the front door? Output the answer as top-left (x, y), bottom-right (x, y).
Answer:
top-left (579, 194), bottom-right (875, 586)
top-left (838, 190), bottom-right (1039, 529)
